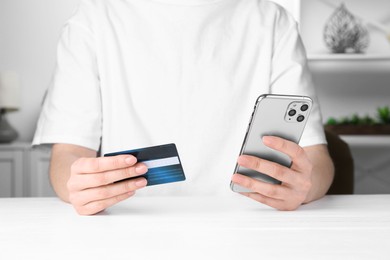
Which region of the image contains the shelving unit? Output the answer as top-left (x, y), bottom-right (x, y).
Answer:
top-left (308, 57), bottom-right (390, 73)
top-left (341, 135), bottom-right (390, 147)
top-left (308, 54), bottom-right (390, 61)
top-left (297, 0), bottom-right (390, 194)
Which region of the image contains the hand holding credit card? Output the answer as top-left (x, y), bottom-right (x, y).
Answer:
top-left (104, 143), bottom-right (186, 186)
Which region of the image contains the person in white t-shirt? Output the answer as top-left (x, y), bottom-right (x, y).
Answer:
top-left (33, 0), bottom-right (334, 215)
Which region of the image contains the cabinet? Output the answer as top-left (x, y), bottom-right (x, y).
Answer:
top-left (341, 136), bottom-right (390, 194)
top-left (29, 147), bottom-right (54, 197)
top-left (0, 143), bottom-right (54, 197)
top-left (0, 145), bottom-right (24, 197)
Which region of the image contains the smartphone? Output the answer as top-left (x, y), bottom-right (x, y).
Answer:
top-left (230, 94), bottom-right (312, 193)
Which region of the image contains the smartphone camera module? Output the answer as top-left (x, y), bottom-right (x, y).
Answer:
top-left (297, 115), bottom-right (305, 122)
top-left (300, 104), bottom-right (309, 112)
top-left (285, 102), bottom-right (309, 123)
top-left (288, 109), bottom-right (297, 116)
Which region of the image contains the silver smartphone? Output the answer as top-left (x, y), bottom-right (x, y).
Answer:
top-left (230, 94), bottom-right (312, 192)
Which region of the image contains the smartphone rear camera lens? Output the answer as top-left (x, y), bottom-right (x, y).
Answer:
top-left (297, 115), bottom-right (305, 122)
top-left (288, 109), bottom-right (296, 116)
top-left (300, 104), bottom-right (309, 111)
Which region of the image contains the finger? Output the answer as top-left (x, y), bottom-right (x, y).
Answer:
top-left (237, 155), bottom-right (295, 184)
top-left (72, 155), bottom-right (137, 174)
top-left (76, 191), bottom-right (136, 215)
top-left (231, 173), bottom-right (288, 200)
top-left (240, 192), bottom-right (299, 211)
top-left (68, 162), bottom-right (148, 191)
top-left (72, 177), bottom-right (147, 206)
top-left (262, 136), bottom-right (310, 171)
top-left (103, 163), bottom-right (148, 184)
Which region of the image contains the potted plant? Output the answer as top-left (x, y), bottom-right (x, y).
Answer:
top-left (325, 106), bottom-right (390, 135)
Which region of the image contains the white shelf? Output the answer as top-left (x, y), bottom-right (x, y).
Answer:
top-left (307, 55), bottom-right (390, 72)
top-left (308, 53), bottom-right (390, 61)
top-left (0, 142), bottom-right (31, 150)
top-left (340, 135), bottom-right (390, 147)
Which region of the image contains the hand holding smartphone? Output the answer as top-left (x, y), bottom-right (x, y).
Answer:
top-left (230, 94), bottom-right (312, 193)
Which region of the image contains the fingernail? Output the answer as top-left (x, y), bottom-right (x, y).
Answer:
top-left (262, 136), bottom-right (272, 145)
top-left (232, 174), bottom-right (244, 183)
top-left (135, 165), bottom-right (147, 174)
top-left (237, 155), bottom-right (249, 165)
top-left (135, 179), bottom-right (147, 187)
top-left (125, 157), bottom-right (136, 165)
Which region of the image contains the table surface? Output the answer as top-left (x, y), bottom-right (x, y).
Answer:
top-left (1, 195), bottom-right (390, 260)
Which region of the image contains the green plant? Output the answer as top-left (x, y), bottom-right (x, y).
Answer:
top-left (325, 106), bottom-right (390, 126)
top-left (340, 116), bottom-right (352, 125)
top-left (361, 115), bottom-right (376, 125)
top-left (377, 106), bottom-right (390, 124)
top-left (326, 117), bottom-right (338, 125)
top-left (350, 114), bottom-right (360, 125)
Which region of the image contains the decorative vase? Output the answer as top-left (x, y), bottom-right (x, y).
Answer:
top-left (0, 109), bottom-right (18, 143)
top-left (323, 3), bottom-right (370, 53)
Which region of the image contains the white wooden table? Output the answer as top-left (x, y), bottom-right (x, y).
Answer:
top-left (0, 195), bottom-right (389, 259)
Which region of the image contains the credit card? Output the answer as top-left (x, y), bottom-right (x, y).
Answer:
top-left (104, 143), bottom-right (186, 186)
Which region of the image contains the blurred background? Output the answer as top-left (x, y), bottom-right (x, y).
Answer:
top-left (0, 0), bottom-right (389, 197)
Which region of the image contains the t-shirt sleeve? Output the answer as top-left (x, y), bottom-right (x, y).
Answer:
top-left (32, 2), bottom-right (102, 151)
top-left (269, 7), bottom-right (326, 147)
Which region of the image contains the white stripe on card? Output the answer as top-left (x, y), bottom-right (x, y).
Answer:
top-left (143, 156), bottom-right (180, 169)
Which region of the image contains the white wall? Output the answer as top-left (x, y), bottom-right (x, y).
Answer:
top-left (0, 0), bottom-right (80, 142)
top-left (310, 62), bottom-right (390, 122)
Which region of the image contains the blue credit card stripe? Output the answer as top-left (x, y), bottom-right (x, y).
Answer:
top-left (142, 156), bottom-right (180, 169)
top-left (147, 175), bottom-right (185, 185)
top-left (145, 167), bottom-right (185, 182)
top-left (147, 169), bottom-right (183, 177)
top-left (146, 167), bottom-right (183, 178)
top-left (147, 173), bottom-right (185, 181)
top-left (148, 176), bottom-right (185, 183)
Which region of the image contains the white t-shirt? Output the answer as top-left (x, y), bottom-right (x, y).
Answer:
top-left (33, 0), bottom-right (326, 195)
